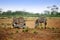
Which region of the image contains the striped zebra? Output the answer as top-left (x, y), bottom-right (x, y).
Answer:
top-left (12, 17), bottom-right (26, 28)
top-left (35, 16), bottom-right (47, 29)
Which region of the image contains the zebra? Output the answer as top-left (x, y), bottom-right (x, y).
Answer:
top-left (12, 17), bottom-right (26, 28)
top-left (35, 16), bottom-right (47, 29)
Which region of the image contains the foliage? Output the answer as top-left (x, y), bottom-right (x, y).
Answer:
top-left (0, 5), bottom-right (60, 17)
top-left (0, 10), bottom-right (40, 17)
top-left (16, 30), bottom-right (19, 33)
top-left (22, 27), bottom-right (29, 32)
top-left (32, 30), bottom-right (38, 34)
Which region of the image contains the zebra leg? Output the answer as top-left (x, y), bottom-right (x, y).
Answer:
top-left (22, 23), bottom-right (26, 29)
top-left (35, 23), bottom-right (39, 28)
top-left (44, 22), bottom-right (47, 29)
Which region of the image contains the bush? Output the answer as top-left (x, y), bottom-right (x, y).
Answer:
top-left (40, 27), bottom-right (44, 29)
top-left (16, 30), bottom-right (19, 33)
top-left (22, 29), bottom-right (28, 32)
top-left (22, 27), bottom-right (29, 32)
top-left (52, 27), bottom-right (55, 30)
top-left (33, 30), bottom-right (38, 34)
top-left (1, 23), bottom-right (4, 25)
top-left (32, 29), bottom-right (38, 34)
top-left (46, 27), bottom-right (51, 29)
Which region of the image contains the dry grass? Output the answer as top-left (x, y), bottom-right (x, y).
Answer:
top-left (0, 27), bottom-right (60, 40)
top-left (0, 17), bottom-right (60, 40)
top-left (0, 17), bottom-right (60, 28)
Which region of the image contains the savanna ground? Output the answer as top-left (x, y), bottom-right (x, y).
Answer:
top-left (0, 17), bottom-right (60, 40)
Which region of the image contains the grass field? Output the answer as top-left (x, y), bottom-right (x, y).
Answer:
top-left (0, 26), bottom-right (60, 40)
top-left (0, 17), bottom-right (60, 40)
top-left (0, 17), bottom-right (60, 28)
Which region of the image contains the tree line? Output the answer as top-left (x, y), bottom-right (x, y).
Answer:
top-left (0, 5), bottom-right (60, 17)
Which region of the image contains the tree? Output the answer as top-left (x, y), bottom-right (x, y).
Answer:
top-left (0, 8), bottom-right (2, 14)
top-left (44, 10), bottom-right (50, 15)
top-left (47, 5), bottom-right (59, 15)
top-left (51, 5), bottom-right (59, 15)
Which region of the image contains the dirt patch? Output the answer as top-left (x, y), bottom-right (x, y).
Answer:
top-left (47, 17), bottom-right (60, 28)
top-left (0, 17), bottom-right (60, 28)
top-left (0, 27), bottom-right (60, 40)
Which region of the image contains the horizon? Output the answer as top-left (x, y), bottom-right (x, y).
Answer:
top-left (0, 0), bottom-right (60, 13)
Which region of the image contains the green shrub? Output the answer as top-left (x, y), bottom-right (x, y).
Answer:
top-left (1, 23), bottom-right (4, 25)
top-left (52, 27), bottom-right (55, 30)
top-left (22, 27), bottom-right (29, 32)
top-left (32, 29), bottom-right (38, 34)
top-left (33, 31), bottom-right (37, 34)
top-left (10, 32), bottom-right (14, 35)
top-left (46, 27), bottom-right (51, 29)
top-left (22, 29), bottom-right (28, 32)
top-left (0, 17), bottom-right (5, 19)
top-left (40, 27), bottom-right (44, 29)
top-left (7, 24), bottom-right (11, 26)
top-left (16, 30), bottom-right (19, 33)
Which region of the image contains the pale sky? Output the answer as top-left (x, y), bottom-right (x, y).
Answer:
top-left (0, 0), bottom-right (60, 13)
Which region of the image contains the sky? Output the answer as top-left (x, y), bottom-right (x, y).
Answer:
top-left (0, 0), bottom-right (60, 13)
